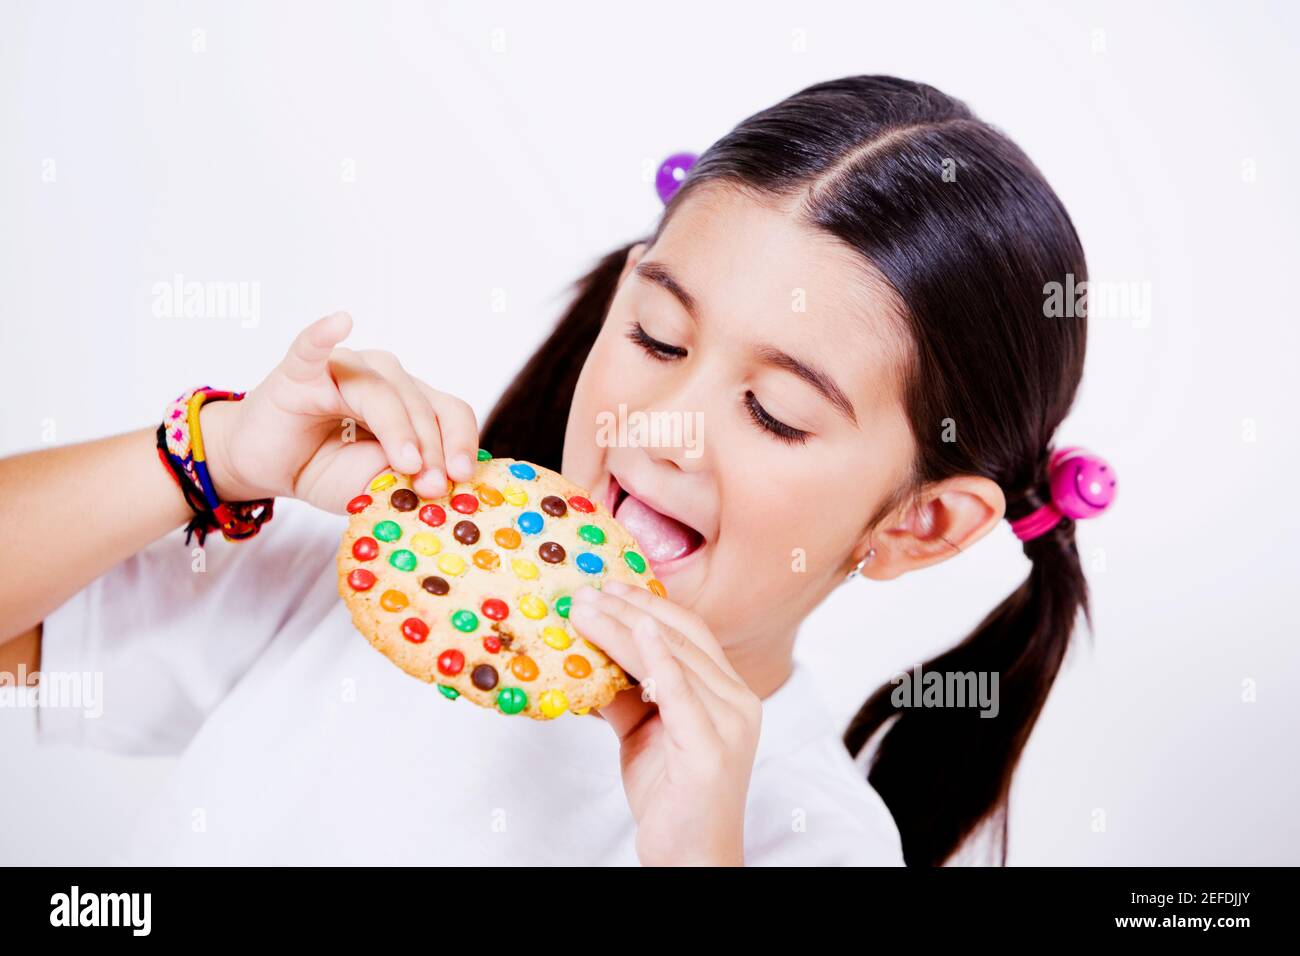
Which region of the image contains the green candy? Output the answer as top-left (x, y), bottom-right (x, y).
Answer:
top-left (388, 549), bottom-right (417, 572)
top-left (437, 684), bottom-right (459, 700)
top-left (554, 595), bottom-right (571, 619)
top-left (476, 448), bottom-right (492, 461)
top-left (623, 550), bottom-right (646, 574)
top-left (497, 687), bottom-right (527, 715)
top-left (373, 520), bottom-right (402, 542)
top-left (451, 609), bottom-right (478, 633)
top-left (577, 524), bottom-right (606, 545)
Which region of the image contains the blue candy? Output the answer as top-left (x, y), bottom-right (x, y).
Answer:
top-left (516, 511), bottom-right (544, 535)
top-left (508, 462), bottom-right (537, 481)
top-left (575, 552), bottom-right (604, 575)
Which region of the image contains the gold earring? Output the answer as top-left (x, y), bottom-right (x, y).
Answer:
top-left (846, 547), bottom-right (876, 581)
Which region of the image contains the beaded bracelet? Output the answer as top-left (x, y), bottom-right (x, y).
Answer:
top-left (157, 387), bottom-right (274, 546)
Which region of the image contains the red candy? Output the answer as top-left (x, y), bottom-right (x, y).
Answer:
top-left (450, 493), bottom-right (478, 515)
top-left (418, 503), bottom-right (446, 527)
top-left (401, 618), bottom-right (429, 643)
top-left (347, 494), bottom-right (373, 514)
top-left (481, 598), bottom-right (508, 621)
top-left (482, 636), bottom-right (502, 654)
top-left (568, 495), bottom-right (595, 513)
top-left (347, 568), bottom-right (376, 591)
top-left (351, 536), bottom-right (379, 561)
top-left (437, 648), bottom-right (465, 675)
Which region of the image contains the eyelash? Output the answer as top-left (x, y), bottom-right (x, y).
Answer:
top-left (625, 322), bottom-right (811, 446)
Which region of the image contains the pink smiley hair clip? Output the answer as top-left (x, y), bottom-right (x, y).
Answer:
top-left (1009, 446), bottom-right (1118, 542)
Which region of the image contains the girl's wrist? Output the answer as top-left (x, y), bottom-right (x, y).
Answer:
top-left (196, 400), bottom-right (258, 502)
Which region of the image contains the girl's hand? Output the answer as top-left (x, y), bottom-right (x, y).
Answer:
top-left (201, 312), bottom-right (479, 511)
top-left (568, 580), bottom-right (762, 866)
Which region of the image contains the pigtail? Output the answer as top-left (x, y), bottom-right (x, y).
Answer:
top-left (480, 242), bottom-right (640, 470)
top-left (844, 473), bottom-right (1093, 867)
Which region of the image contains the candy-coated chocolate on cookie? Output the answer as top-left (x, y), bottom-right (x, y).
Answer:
top-left (337, 452), bottom-right (665, 720)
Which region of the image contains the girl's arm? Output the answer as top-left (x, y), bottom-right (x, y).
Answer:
top-left (0, 425), bottom-right (192, 643)
top-left (0, 311), bottom-right (479, 648)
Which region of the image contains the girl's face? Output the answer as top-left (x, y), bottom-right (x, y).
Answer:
top-left (563, 183), bottom-right (915, 649)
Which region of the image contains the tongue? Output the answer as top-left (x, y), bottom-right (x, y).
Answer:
top-left (615, 493), bottom-right (700, 564)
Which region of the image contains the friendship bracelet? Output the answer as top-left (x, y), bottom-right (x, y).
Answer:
top-left (158, 387), bottom-right (274, 546)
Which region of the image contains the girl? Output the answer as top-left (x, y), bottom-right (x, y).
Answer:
top-left (0, 75), bottom-right (1103, 866)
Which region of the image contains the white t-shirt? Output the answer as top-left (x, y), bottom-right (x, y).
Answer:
top-left (37, 498), bottom-right (904, 866)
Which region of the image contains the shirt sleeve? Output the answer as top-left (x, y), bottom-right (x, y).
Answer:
top-left (36, 498), bottom-right (346, 756)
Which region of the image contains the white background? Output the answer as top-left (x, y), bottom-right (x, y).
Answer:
top-left (2, 0), bottom-right (1297, 864)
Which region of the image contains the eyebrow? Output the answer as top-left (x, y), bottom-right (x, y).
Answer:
top-left (635, 259), bottom-right (859, 428)
top-left (635, 261), bottom-right (699, 321)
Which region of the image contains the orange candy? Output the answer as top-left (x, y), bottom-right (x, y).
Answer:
top-left (494, 527), bottom-right (521, 550)
top-left (472, 549), bottom-right (500, 571)
top-left (510, 655), bottom-right (540, 682)
top-left (476, 484), bottom-right (505, 507)
top-left (380, 589), bottom-right (409, 612)
top-left (647, 579), bottom-right (667, 598)
top-left (563, 655), bottom-right (592, 679)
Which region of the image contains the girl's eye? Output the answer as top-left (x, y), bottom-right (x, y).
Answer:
top-left (626, 322), bottom-right (687, 361)
top-left (744, 390), bottom-right (811, 446)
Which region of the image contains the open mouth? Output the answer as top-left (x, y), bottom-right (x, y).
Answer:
top-left (607, 476), bottom-right (706, 572)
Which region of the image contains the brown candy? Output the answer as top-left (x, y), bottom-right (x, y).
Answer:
top-left (538, 541), bottom-right (566, 564)
top-left (390, 489), bottom-right (419, 512)
top-left (471, 663), bottom-right (499, 691)
top-left (421, 576), bottom-right (450, 595)
top-left (453, 520), bottom-right (480, 545)
top-left (540, 495), bottom-right (568, 517)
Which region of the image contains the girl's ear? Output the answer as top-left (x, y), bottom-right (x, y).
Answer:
top-left (618, 242), bottom-right (648, 285)
top-left (859, 476), bottom-right (1007, 581)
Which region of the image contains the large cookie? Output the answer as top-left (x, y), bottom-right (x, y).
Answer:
top-left (337, 450), bottom-right (667, 720)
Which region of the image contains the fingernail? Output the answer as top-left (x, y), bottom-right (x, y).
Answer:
top-left (448, 453), bottom-right (473, 481)
top-left (604, 580), bottom-right (628, 595)
top-left (416, 469), bottom-right (444, 495)
top-left (400, 442), bottom-right (422, 474)
top-left (571, 587), bottom-right (598, 604)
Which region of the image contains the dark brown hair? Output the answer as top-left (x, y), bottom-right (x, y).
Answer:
top-left (483, 75), bottom-right (1091, 866)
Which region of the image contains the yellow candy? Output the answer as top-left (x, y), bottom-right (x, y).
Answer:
top-left (541, 626), bottom-right (571, 650)
top-left (438, 554), bottom-right (467, 576)
top-left (574, 707), bottom-right (590, 716)
top-left (539, 689), bottom-right (569, 719)
top-left (519, 594), bottom-right (547, 619)
top-left (503, 486), bottom-right (528, 506)
top-left (369, 474), bottom-right (396, 492)
top-left (511, 558), bottom-right (538, 580)
top-left (410, 532), bottom-right (441, 556)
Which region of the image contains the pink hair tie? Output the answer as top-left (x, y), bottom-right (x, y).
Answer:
top-left (1009, 446), bottom-right (1118, 542)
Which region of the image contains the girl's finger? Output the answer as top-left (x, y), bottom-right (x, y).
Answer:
top-left (329, 349), bottom-right (423, 475)
top-left (631, 616), bottom-right (722, 750)
top-left (568, 601), bottom-right (645, 680)
top-left (571, 586), bottom-right (741, 701)
top-left (570, 593), bottom-right (741, 725)
top-left (601, 579), bottom-right (740, 681)
top-left (414, 382), bottom-right (479, 483)
top-left (360, 352), bottom-right (448, 497)
top-left (279, 312), bottom-right (352, 383)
